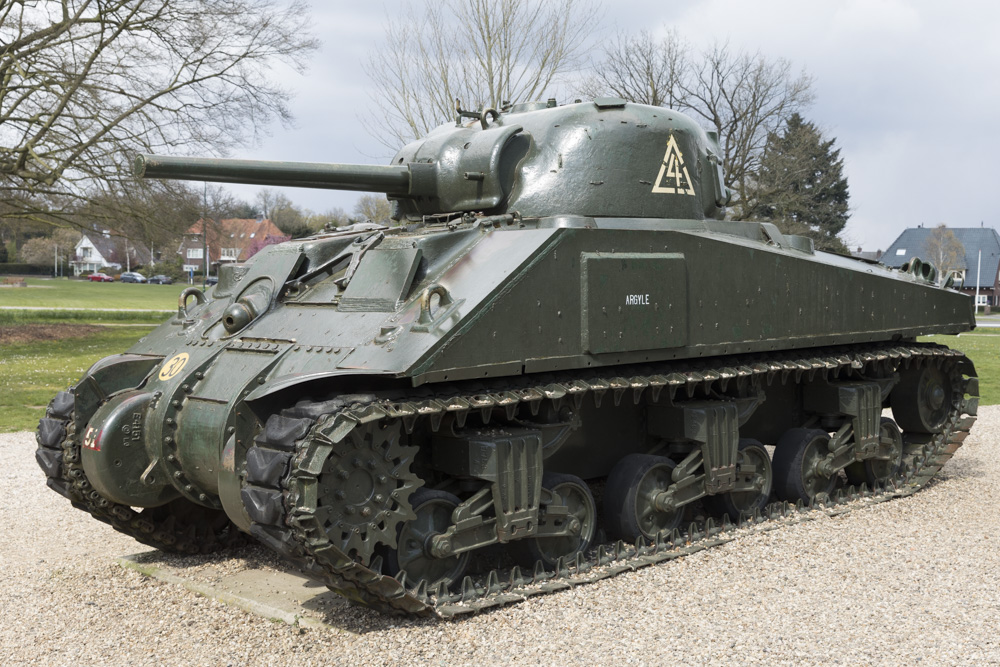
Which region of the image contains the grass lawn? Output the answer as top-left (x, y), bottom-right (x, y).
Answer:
top-left (923, 329), bottom-right (1000, 408)
top-left (0, 277), bottom-right (192, 310)
top-left (0, 279), bottom-right (194, 430)
top-left (0, 325), bottom-right (152, 432)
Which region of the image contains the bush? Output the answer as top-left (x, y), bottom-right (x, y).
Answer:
top-left (158, 262), bottom-right (188, 281)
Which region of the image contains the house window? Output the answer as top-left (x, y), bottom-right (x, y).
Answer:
top-left (976, 294), bottom-right (990, 306)
top-left (895, 248), bottom-right (906, 256)
top-left (80, 247), bottom-right (91, 258)
top-left (220, 248), bottom-right (239, 260)
top-left (187, 248), bottom-right (204, 259)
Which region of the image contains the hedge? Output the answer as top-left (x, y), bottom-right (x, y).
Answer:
top-left (0, 263), bottom-right (55, 276)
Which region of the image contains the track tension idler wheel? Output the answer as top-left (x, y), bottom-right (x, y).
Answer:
top-left (891, 362), bottom-right (955, 434)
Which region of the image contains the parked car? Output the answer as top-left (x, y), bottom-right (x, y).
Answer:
top-left (148, 275), bottom-right (173, 285)
top-left (206, 276), bottom-right (219, 286)
top-left (88, 272), bottom-right (114, 282)
top-left (120, 272), bottom-right (147, 283)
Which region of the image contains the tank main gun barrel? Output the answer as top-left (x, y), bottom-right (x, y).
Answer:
top-left (134, 154), bottom-right (434, 196)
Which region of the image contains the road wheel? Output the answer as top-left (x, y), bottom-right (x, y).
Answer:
top-left (604, 454), bottom-right (683, 542)
top-left (773, 428), bottom-right (836, 504)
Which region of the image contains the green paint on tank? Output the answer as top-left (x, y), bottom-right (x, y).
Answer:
top-left (38, 99), bottom-right (978, 617)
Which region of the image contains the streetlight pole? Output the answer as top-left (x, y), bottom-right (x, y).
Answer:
top-left (975, 249), bottom-right (982, 315)
top-left (203, 182), bottom-right (208, 291)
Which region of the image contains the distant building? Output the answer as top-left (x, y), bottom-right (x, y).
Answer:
top-left (71, 230), bottom-right (152, 276)
top-left (178, 218), bottom-right (287, 274)
top-left (882, 226), bottom-right (1000, 307)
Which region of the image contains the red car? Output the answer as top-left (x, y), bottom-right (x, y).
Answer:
top-left (88, 272), bottom-right (114, 282)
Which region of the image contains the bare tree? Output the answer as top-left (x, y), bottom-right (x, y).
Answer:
top-left (256, 188), bottom-right (327, 237)
top-left (580, 29), bottom-right (689, 108)
top-left (18, 228), bottom-right (81, 268)
top-left (364, 0), bottom-right (599, 148)
top-left (0, 0), bottom-right (318, 227)
top-left (0, 193), bottom-right (52, 250)
top-left (354, 194), bottom-right (393, 224)
top-left (270, 194), bottom-right (311, 238)
top-left (684, 43), bottom-right (814, 216)
top-left (320, 207), bottom-right (350, 229)
top-left (586, 34), bottom-right (813, 218)
top-left (255, 189), bottom-right (280, 221)
top-left (77, 181), bottom-right (201, 257)
top-left (923, 224), bottom-right (967, 277)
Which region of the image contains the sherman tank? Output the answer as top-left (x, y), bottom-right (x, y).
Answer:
top-left (35, 98), bottom-right (978, 617)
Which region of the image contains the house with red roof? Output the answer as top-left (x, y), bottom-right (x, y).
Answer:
top-left (178, 218), bottom-right (288, 274)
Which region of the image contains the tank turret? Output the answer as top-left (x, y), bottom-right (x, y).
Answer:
top-left (136, 98), bottom-right (730, 221)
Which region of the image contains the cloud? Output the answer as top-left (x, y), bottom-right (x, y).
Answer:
top-left (223, 1), bottom-right (1000, 247)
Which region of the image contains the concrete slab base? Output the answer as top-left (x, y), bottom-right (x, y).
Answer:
top-left (119, 550), bottom-right (358, 633)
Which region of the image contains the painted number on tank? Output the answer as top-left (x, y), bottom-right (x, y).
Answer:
top-left (651, 135), bottom-right (696, 196)
top-left (83, 426), bottom-right (100, 451)
top-left (158, 353), bottom-right (190, 381)
top-left (625, 294), bottom-right (650, 306)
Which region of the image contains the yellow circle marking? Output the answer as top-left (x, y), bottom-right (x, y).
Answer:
top-left (158, 353), bottom-right (190, 381)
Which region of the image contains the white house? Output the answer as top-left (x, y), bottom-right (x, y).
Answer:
top-left (71, 231), bottom-right (151, 276)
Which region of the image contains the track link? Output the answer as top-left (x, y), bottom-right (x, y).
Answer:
top-left (35, 392), bottom-right (244, 554)
top-left (240, 342), bottom-right (978, 617)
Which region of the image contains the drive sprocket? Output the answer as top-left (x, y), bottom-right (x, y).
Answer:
top-left (306, 418), bottom-right (422, 562)
top-left (242, 411), bottom-right (422, 566)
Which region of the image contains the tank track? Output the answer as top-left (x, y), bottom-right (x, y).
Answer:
top-left (240, 341), bottom-right (978, 618)
top-left (35, 391), bottom-right (244, 554)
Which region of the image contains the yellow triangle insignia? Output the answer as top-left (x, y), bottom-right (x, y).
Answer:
top-left (652, 135), bottom-right (696, 196)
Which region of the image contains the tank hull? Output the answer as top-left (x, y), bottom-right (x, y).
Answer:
top-left (121, 218), bottom-right (976, 389)
top-left (43, 216), bottom-right (975, 518)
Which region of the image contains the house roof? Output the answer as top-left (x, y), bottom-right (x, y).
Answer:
top-left (183, 218), bottom-right (286, 261)
top-left (77, 231), bottom-right (152, 266)
top-left (882, 226), bottom-right (1000, 288)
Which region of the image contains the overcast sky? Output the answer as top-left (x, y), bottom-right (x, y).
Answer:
top-left (226, 0), bottom-right (999, 251)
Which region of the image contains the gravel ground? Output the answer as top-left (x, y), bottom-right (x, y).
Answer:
top-left (2, 407), bottom-right (998, 666)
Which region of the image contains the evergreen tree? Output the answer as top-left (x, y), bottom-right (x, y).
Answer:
top-left (0, 243), bottom-right (8, 263)
top-left (746, 114), bottom-right (850, 252)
